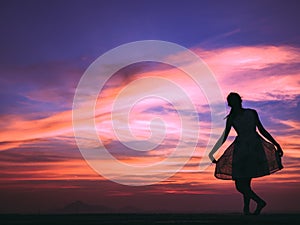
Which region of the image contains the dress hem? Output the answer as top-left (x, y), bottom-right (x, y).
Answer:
top-left (214, 136), bottom-right (283, 180)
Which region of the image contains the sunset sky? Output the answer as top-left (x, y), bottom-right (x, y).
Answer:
top-left (0, 0), bottom-right (300, 213)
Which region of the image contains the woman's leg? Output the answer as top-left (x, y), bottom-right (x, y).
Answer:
top-left (243, 178), bottom-right (266, 215)
top-left (243, 194), bottom-right (250, 214)
top-left (235, 179), bottom-right (250, 214)
top-left (235, 178), bottom-right (266, 215)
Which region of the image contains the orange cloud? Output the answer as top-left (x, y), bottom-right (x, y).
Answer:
top-left (0, 44), bottom-right (299, 192)
top-left (0, 111), bottom-right (73, 151)
top-left (195, 45), bottom-right (300, 101)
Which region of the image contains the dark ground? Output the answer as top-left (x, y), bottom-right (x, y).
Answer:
top-left (1, 213), bottom-right (300, 225)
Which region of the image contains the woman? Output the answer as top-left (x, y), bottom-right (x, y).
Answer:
top-left (209, 92), bottom-right (283, 215)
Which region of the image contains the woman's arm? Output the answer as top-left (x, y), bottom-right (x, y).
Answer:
top-left (209, 118), bottom-right (232, 162)
top-left (254, 110), bottom-right (284, 156)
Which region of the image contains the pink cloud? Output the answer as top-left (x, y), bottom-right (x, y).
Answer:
top-left (0, 44), bottom-right (299, 210)
top-left (195, 45), bottom-right (300, 101)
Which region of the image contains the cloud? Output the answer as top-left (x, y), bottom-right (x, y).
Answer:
top-left (0, 59), bottom-right (86, 117)
top-left (195, 45), bottom-right (300, 101)
top-left (0, 110), bottom-right (73, 150)
top-left (0, 44), bottom-right (299, 212)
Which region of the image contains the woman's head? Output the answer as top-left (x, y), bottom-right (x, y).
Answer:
top-left (227, 92), bottom-right (242, 108)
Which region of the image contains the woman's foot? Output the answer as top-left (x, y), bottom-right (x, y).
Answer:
top-left (243, 206), bottom-right (250, 215)
top-left (243, 210), bottom-right (251, 215)
top-left (253, 201), bottom-right (266, 215)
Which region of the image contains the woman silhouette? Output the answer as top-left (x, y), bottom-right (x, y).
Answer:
top-left (209, 92), bottom-right (283, 215)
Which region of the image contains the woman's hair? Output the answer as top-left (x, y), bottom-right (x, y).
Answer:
top-left (226, 92), bottom-right (242, 119)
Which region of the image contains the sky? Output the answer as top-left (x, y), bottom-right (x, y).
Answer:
top-left (0, 0), bottom-right (300, 213)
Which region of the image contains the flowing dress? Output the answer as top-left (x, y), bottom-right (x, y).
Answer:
top-left (215, 109), bottom-right (283, 180)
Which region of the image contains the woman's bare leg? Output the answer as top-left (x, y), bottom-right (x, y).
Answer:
top-left (243, 195), bottom-right (250, 215)
top-left (235, 178), bottom-right (266, 215)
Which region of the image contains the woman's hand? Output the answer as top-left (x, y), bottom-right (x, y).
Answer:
top-left (276, 144), bottom-right (284, 157)
top-left (209, 154), bottom-right (217, 164)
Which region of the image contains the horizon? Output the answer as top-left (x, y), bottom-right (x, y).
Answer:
top-left (0, 0), bottom-right (300, 214)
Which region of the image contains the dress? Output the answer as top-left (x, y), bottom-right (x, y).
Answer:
top-left (215, 109), bottom-right (283, 180)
